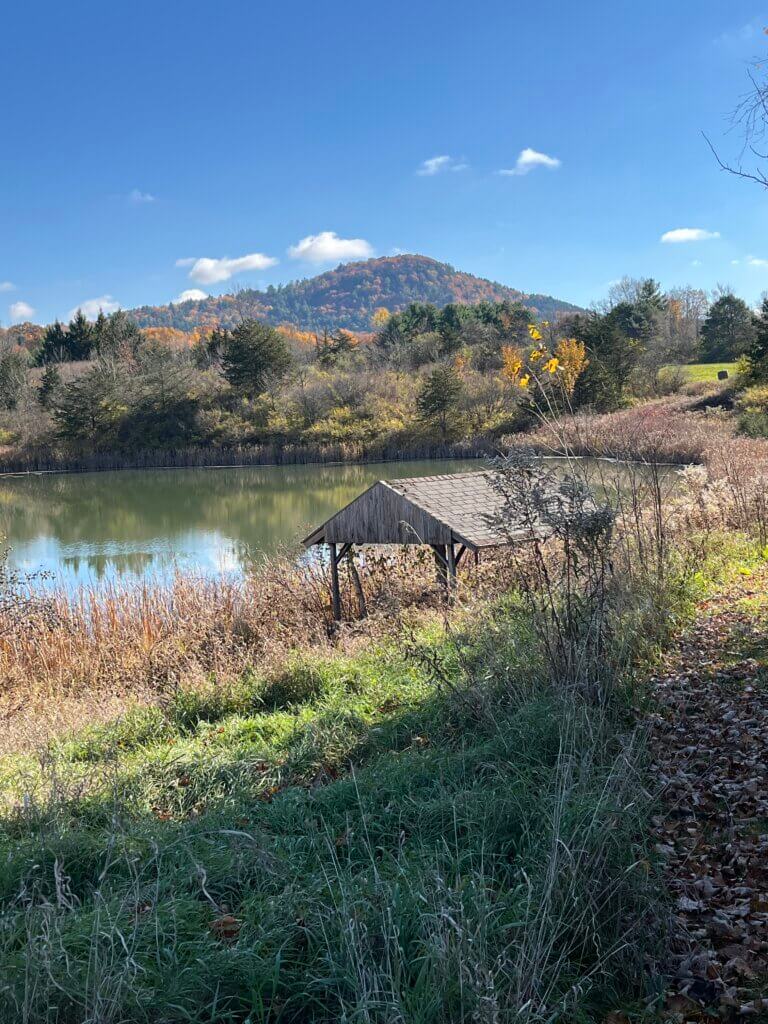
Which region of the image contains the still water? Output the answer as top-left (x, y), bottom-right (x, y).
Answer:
top-left (0, 459), bottom-right (484, 591)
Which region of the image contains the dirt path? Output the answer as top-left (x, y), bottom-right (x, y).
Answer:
top-left (649, 568), bottom-right (768, 1018)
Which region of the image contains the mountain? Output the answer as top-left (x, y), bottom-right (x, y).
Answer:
top-left (128, 255), bottom-right (581, 334)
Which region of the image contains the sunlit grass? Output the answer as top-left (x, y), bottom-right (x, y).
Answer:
top-left (672, 361), bottom-right (738, 382)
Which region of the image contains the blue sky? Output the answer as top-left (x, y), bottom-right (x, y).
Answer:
top-left (1, 0), bottom-right (766, 325)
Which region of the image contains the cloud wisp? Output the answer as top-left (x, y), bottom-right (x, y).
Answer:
top-left (499, 148), bottom-right (561, 176)
top-left (68, 296), bottom-right (121, 321)
top-left (129, 189), bottom-right (156, 204)
top-left (9, 300), bottom-right (35, 321)
top-left (185, 253), bottom-right (278, 285)
top-left (287, 231), bottom-right (374, 264)
top-left (416, 155), bottom-right (467, 176)
top-left (175, 289), bottom-right (209, 303)
top-left (0, 281), bottom-right (15, 293)
top-left (660, 228), bottom-right (720, 243)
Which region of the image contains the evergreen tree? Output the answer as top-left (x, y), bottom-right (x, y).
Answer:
top-left (700, 294), bottom-right (756, 361)
top-left (53, 363), bottom-right (127, 447)
top-left (316, 329), bottom-right (355, 367)
top-left (38, 363), bottom-right (61, 409)
top-left (416, 364), bottom-right (464, 439)
top-left (34, 320), bottom-right (68, 365)
top-left (437, 303), bottom-right (463, 354)
top-left (66, 310), bottom-right (95, 361)
top-left (0, 347), bottom-right (28, 410)
top-left (221, 319), bottom-right (293, 396)
top-left (92, 310), bottom-right (143, 359)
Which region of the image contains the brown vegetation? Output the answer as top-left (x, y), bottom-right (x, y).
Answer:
top-left (0, 547), bottom-right (514, 753)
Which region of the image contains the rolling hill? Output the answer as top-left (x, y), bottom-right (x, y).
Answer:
top-left (128, 255), bottom-right (581, 334)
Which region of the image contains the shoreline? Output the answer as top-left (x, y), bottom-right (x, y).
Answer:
top-left (0, 436), bottom-right (698, 479)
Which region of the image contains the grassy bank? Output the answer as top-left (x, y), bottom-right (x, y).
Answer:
top-left (0, 572), bottom-right (688, 1023)
top-left (1, 412), bottom-right (766, 1021)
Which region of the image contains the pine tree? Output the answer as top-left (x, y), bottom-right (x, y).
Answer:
top-left (34, 320), bottom-right (68, 365)
top-left (66, 310), bottom-right (95, 361)
top-left (700, 294), bottom-right (756, 361)
top-left (38, 363), bottom-right (62, 409)
top-left (416, 364), bottom-right (464, 439)
top-left (221, 320), bottom-right (293, 396)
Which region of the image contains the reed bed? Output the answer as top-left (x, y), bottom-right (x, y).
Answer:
top-left (0, 437), bottom-right (496, 476)
top-left (0, 548), bottom-right (515, 753)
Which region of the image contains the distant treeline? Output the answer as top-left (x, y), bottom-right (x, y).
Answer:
top-left (0, 278), bottom-right (766, 471)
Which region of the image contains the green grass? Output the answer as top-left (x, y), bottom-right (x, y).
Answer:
top-left (0, 586), bottom-right (686, 1023)
top-left (667, 361), bottom-right (738, 383)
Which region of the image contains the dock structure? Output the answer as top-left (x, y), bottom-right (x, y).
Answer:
top-left (303, 470), bottom-right (529, 619)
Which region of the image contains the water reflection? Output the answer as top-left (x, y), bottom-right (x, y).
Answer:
top-left (0, 460), bottom-right (482, 590)
top-left (0, 457), bottom-right (680, 592)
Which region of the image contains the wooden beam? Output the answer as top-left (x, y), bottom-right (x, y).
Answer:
top-left (336, 543), bottom-right (352, 565)
top-left (454, 544), bottom-right (467, 568)
top-left (446, 543), bottom-right (457, 603)
top-left (346, 546), bottom-right (367, 618)
top-left (329, 543), bottom-right (342, 621)
top-left (431, 544), bottom-right (448, 592)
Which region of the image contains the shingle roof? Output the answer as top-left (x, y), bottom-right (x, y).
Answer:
top-left (303, 470), bottom-right (538, 550)
top-left (385, 472), bottom-right (512, 548)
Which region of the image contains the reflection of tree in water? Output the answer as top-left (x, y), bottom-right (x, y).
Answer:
top-left (62, 551), bottom-right (156, 579)
top-left (0, 460), bottom-right (480, 575)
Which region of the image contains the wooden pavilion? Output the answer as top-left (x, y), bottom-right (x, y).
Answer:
top-left (303, 470), bottom-right (532, 619)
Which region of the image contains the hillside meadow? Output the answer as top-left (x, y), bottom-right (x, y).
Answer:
top-left (1, 389), bottom-right (768, 1018)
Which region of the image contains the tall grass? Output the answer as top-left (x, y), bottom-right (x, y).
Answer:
top-left (0, 588), bottom-right (670, 1023)
top-left (0, 437), bottom-right (497, 476)
top-left (1, 402), bottom-right (766, 1021)
top-left (0, 548), bottom-right (517, 753)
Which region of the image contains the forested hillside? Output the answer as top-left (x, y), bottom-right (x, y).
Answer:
top-left (128, 254), bottom-right (582, 333)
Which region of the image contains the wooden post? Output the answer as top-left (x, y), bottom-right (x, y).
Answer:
top-left (431, 544), bottom-right (448, 597)
top-left (346, 547), bottom-right (367, 618)
top-left (329, 543), bottom-right (341, 621)
top-left (446, 543), bottom-right (457, 601)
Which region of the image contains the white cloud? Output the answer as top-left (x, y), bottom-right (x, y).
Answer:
top-left (9, 300), bottom-right (35, 321)
top-left (287, 231), bottom-right (374, 264)
top-left (0, 281), bottom-right (15, 293)
top-left (129, 188), bottom-right (156, 204)
top-left (731, 259), bottom-right (741, 265)
top-left (499, 148), bottom-right (561, 176)
top-left (175, 257), bottom-right (197, 267)
top-left (691, 259), bottom-right (703, 267)
top-left (660, 227), bottom-right (720, 243)
top-left (187, 253), bottom-right (278, 285)
top-left (175, 288), bottom-right (208, 303)
top-left (68, 295), bottom-right (121, 320)
top-left (748, 257), bottom-right (768, 267)
top-left (416, 155), bottom-right (467, 176)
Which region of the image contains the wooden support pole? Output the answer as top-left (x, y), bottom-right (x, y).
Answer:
top-left (346, 546), bottom-right (367, 618)
top-left (446, 543), bottom-right (458, 603)
top-left (446, 542), bottom-right (457, 583)
top-left (431, 544), bottom-right (448, 597)
top-left (329, 543), bottom-right (341, 621)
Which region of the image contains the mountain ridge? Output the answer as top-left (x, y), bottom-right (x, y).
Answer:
top-left (128, 254), bottom-right (581, 334)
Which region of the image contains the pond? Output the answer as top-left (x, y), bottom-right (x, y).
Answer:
top-left (0, 459), bottom-right (484, 591)
top-left (0, 457), bottom-right (678, 592)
